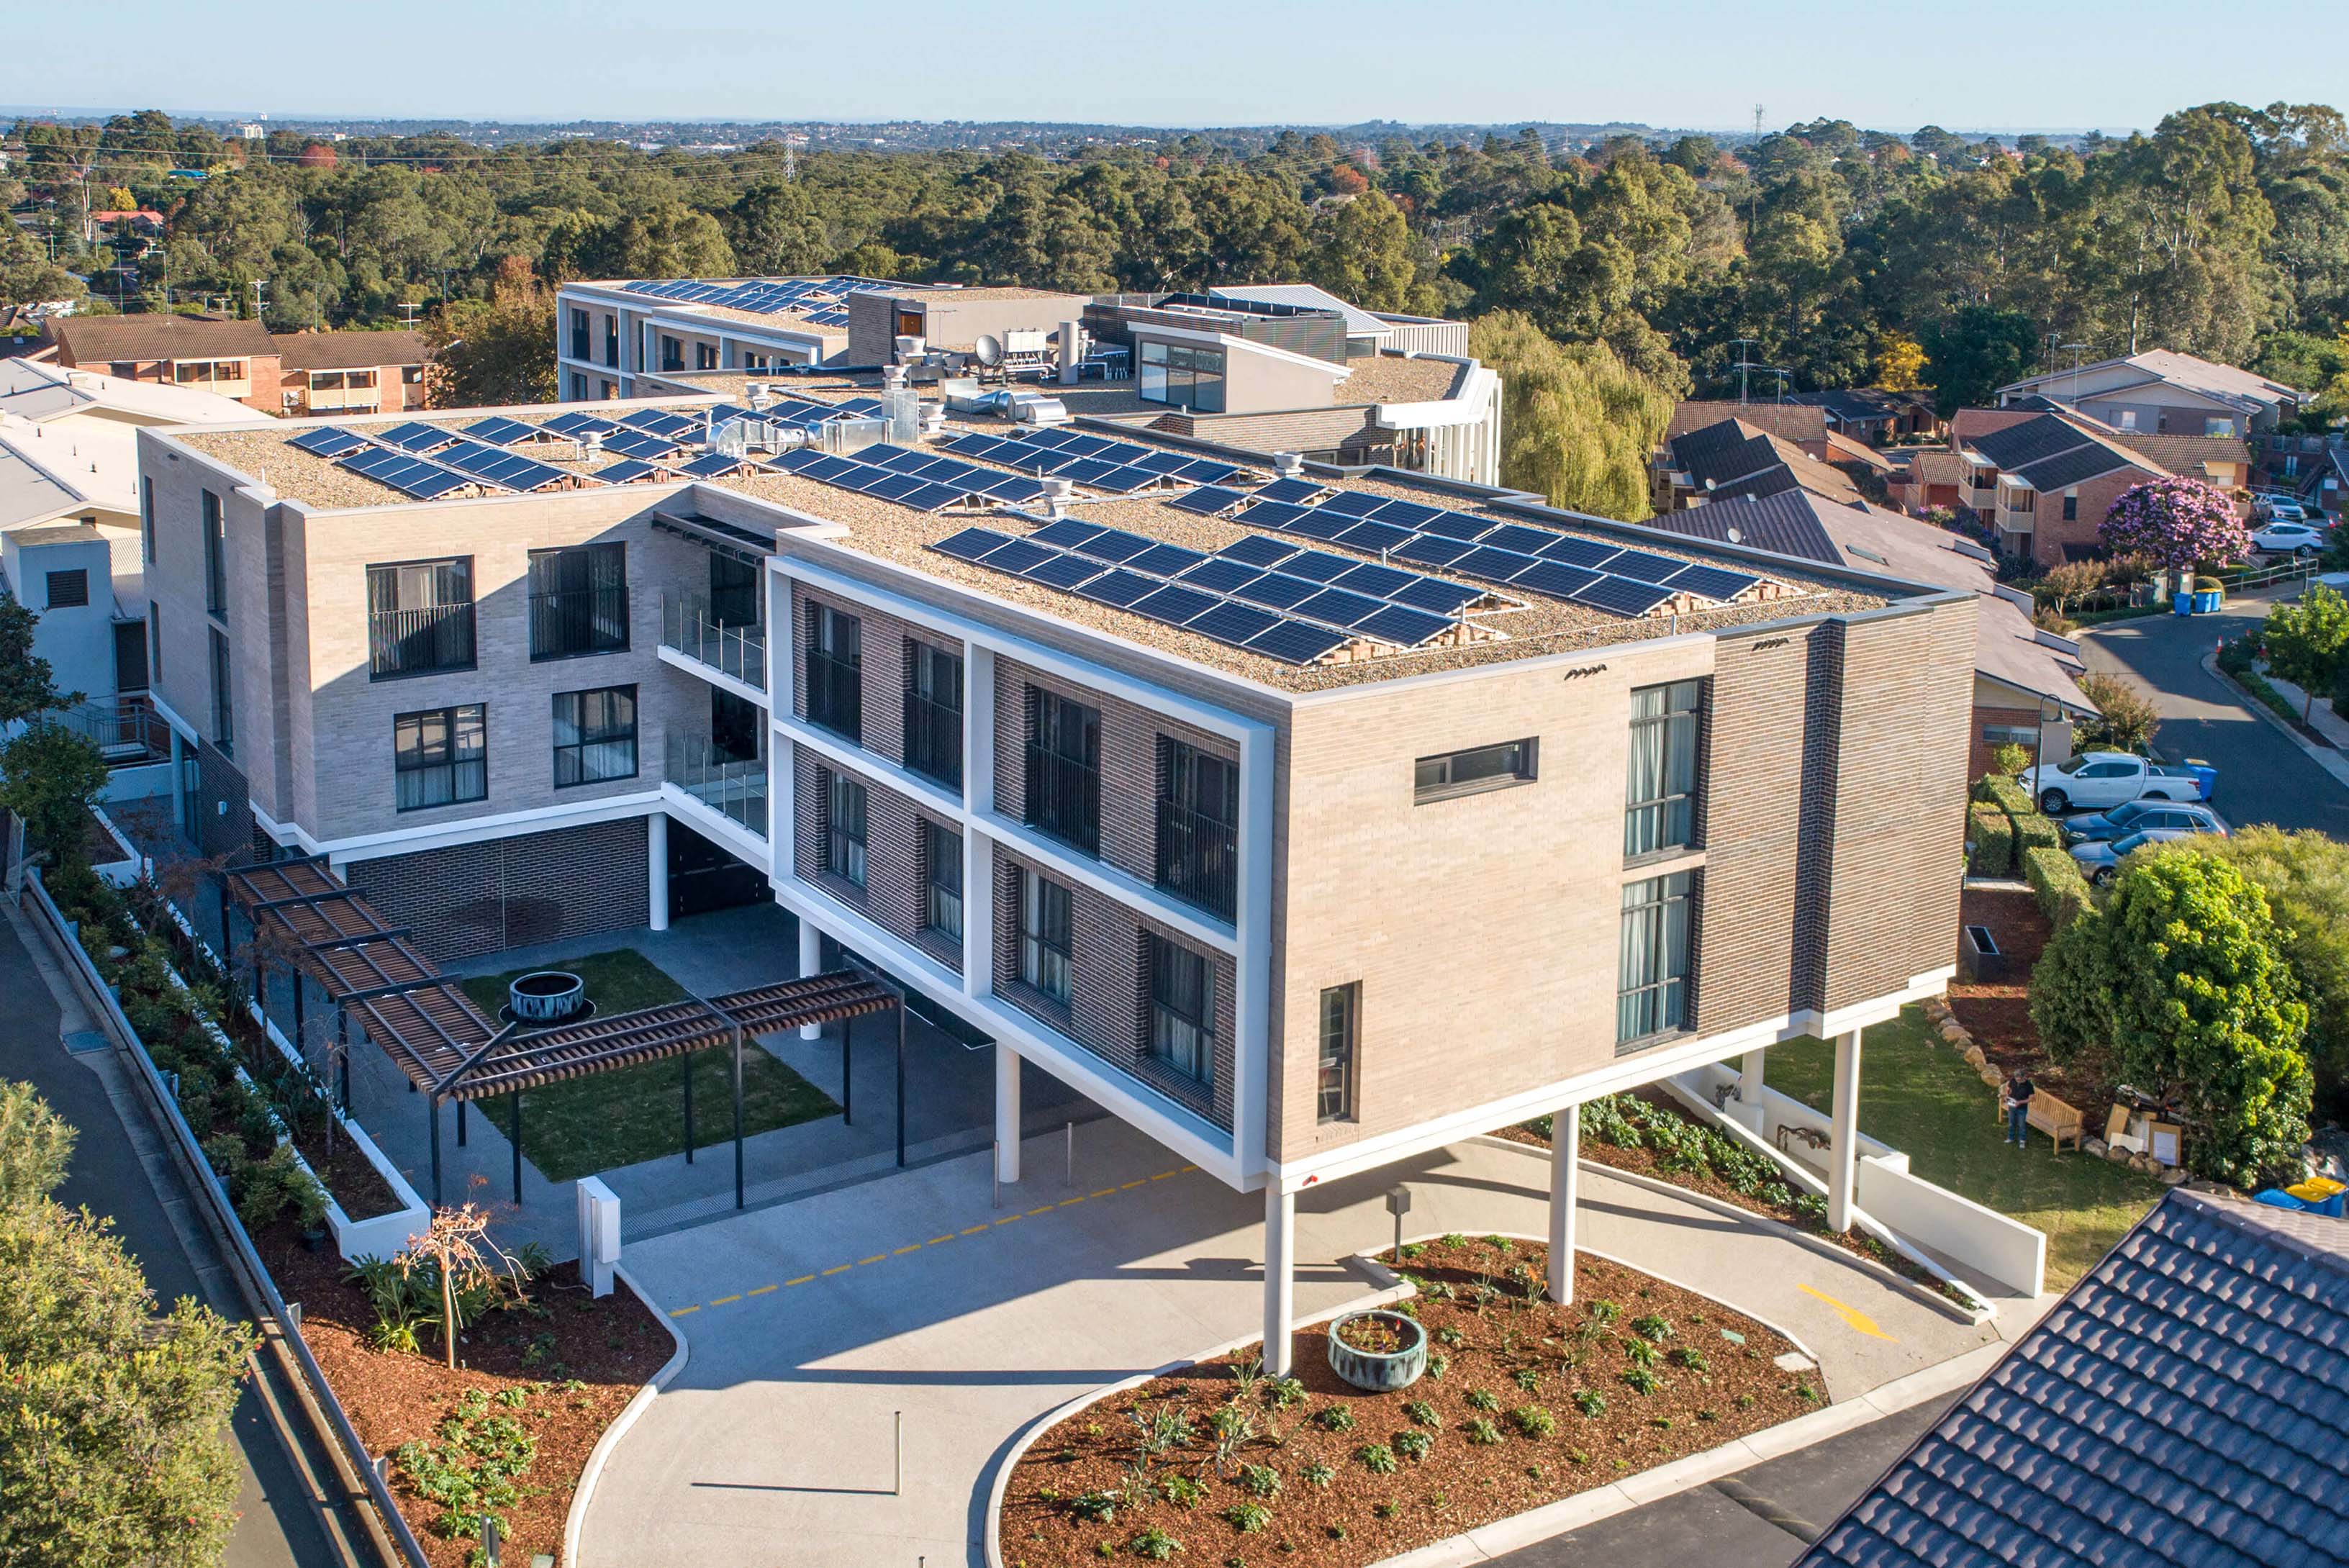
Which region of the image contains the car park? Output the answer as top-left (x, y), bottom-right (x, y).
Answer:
top-left (2019, 751), bottom-right (2216, 815)
top-left (2071, 822), bottom-right (2219, 885)
top-left (2059, 799), bottom-right (2229, 846)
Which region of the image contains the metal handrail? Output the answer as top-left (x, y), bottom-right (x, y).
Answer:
top-left (661, 593), bottom-right (766, 690)
top-left (1154, 799), bottom-right (1237, 920)
top-left (367, 602), bottom-right (476, 679)
top-left (528, 586), bottom-right (630, 659)
top-left (665, 734), bottom-right (768, 838)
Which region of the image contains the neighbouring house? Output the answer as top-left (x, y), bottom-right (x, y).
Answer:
top-left (1667, 399), bottom-right (1830, 459)
top-left (1887, 448), bottom-right (1966, 514)
top-left (1794, 1189), bottom-right (2349, 1568)
top-left (2105, 430), bottom-right (2253, 492)
top-left (1642, 487), bottom-right (2094, 774)
top-left (1783, 387), bottom-right (1940, 444)
top-left (1653, 416), bottom-right (1863, 512)
top-left (1996, 348), bottom-right (2300, 438)
top-left (1919, 406), bottom-right (2252, 530)
top-left (35, 315), bottom-right (427, 417)
top-left (557, 275), bottom-right (1504, 485)
top-left (137, 379), bottom-right (1971, 1373)
top-left (1955, 412), bottom-right (2180, 567)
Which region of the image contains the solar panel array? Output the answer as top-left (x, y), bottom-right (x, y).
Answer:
top-left (770, 443), bottom-right (1048, 512)
top-left (618, 275), bottom-right (892, 322)
top-left (928, 519), bottom-right (1493, 665)
top-left (941, 428), bottom-right (1245, 491)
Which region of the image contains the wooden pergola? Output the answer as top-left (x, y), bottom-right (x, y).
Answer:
top-left (224, 854), bottom-right (900, 1208)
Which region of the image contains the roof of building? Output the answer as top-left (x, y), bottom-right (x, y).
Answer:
top-left (1899, 450), bottom-right (1967, 488)
top-left (1785, 388), bottom-right (1932, 426)
top-left (0, 430), bottom-right (91, 531)
top-left (1949, 407), bottom-right (2044, 448)
top-left (272, 328), bottom-right (426, 372)
top-left (1825, 430), bottom-right (1897, 473)
top-left (2109, 430), bottom-right (2254, 478)
top-left (2000, 348), bottom-right (2300, 414)
top-left (1668, 400), bottom-right (1828, 444)
top-left (1668, 417), bottom-right (1862, 505)
top-left (565, 275), bottom-right (915, 335)
top-left (1206, 284), bottom-right (1392, 338)
top-left (162, 391), bottom-right (1912, 695)
top-left (1332, 355), bottom-right (1466, 406)
top-left (1965, 412), bottom-right (2167, 492)
top-left (46, 313), bottom-right (275, 365)
top-left (1644, 489), bottom-right (2092, 713)
top-left (1796, 1189), bottom-right (2349, 1568)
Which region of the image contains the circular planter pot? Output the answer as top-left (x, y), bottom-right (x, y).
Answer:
top-left (1326, 1309), bottom-right (1427, 1392)
top-left (510, 971), bottom-right (585, 1023)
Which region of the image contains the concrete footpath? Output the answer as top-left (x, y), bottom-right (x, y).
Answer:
top-left (577, 1121), bottom-right (2000, 1567)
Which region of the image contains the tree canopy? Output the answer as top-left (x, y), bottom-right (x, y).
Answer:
top-left (1470, 312), bottom-right (1674, 520)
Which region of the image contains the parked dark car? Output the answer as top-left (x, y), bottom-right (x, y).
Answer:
top-left (2059, 799), bottom-right (2229, 847)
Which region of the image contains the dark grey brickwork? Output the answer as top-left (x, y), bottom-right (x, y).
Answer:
top-left (348, 815), bottom-right (649, 962)
top-left (794, 748), bottom-right (961, 973)
top-left (791, 581), bottom-right (961, 774)
top-left (195, 739), bottom-right (252, 864)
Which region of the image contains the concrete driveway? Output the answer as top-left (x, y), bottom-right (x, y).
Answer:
top-left (579, 1125), bottom-right (1998, 1567)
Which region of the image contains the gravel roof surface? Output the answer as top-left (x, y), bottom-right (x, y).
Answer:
top-left (1334, 354), bottom-right (1467, 404)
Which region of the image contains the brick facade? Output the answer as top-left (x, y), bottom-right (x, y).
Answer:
top-left (347, 815), bottom-right (650, 962)
top-left (793, 749), bottom-right (963, 974)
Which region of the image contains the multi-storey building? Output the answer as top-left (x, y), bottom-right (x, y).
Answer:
top-left (36, 316), bottom-right (426, 420)
top-left (135, 380), bottom-right (1971, 1371)
top-left (555, 274), bottom-right (1503, 485)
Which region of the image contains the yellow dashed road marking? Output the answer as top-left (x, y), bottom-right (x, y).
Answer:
top-left (670, 1305), bottom-right (701, 1317)
top-left (820, 1264), bottom-right (851, 1277)
top-left (1058, 1197), bottom-right (1085, 1207)
top-left (1121, 1179), bottom-right (1146, 1189)
top-left (961, 1224), bottom-right (991, 1236)
top-left (856, 1254), bottom-right (887, 1266)
top-left (710, 1294), bottom-right (743, 1306)
top-left (748, 1284), bottom-right (778, 1297)
top-left (1026, 1205), bottom-right (1056, 1216)
top-left (994, 1213), bottom-right (1023, 1225)
top-left (1150, 1171), bottom-right (1177, 1181)
top-left (1092, 1188), bottom-right (1118, 1198)
top-left (1798, 1283), bottom-right (1897, 1341)
top-left (785, 1274), bottom-right (815, 1287)
top-left (893, 1244), bottom-right (923, 1255)
top-left (928, 1234), bottom-right (955, 1245)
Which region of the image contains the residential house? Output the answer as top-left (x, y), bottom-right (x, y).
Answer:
top-left (1667, 401), bottom-right (1829, 458)
top-left (1654, 417), bottom-right (1863, 512)
top-left (1784, 387), bottom-right (1940, 444)
top-left (1887, 449), bottom-right (1966, 515)
top-left (137, 381), bottom-right (1970, 1372)
top-left (1957, 412), bottom-right (2176, 566)
top-left (36, 316), bottom-right (427, 418)
top-left (273, 329), bottom-right (427, 417)
top-left (1642, 488), bottom-right (2095, 774)
top-left (1996, 348), bottom-right (2299, 438)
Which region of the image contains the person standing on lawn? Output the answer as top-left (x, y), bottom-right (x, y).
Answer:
top-left (2004, 1069), bottom-right (2037, 1148)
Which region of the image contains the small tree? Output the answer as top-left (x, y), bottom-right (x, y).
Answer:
top-left (0, 722), bottom-right (108, 859)
top-left (0, 1079), bottom-right (76, 1207)
top-left (2032, 849), bottom-right (2312, 1184)
top-left (2073, 674), bottom-right (2159, 754)
top-left (0, 595), bottom-right (79, 726)
top-left (2037, 561), bottom-right (2106, 620)
top-left (2201, 827), bottom-right (2349, 1124)
top-left (2097, 476), bottom-right (2250, 596)
top-left (2260, 582), bottom-right (2349, 719)
top-left (398, 1198), bottom-right (521, 1370)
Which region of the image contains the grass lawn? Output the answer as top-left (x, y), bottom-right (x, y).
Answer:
top-left (458, 948), bottom-right (839, 1180)
top-left (1762, 1006), bottom-right (2165, 1289)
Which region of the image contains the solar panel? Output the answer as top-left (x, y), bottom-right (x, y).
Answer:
top-left (1287, 510), bottom-right (1357, 544)
top-left (1480, 523), bottom-right (1559, 555)
top-left (1187, 601), bottom-right (1283, 648)
top-left (1245, 620), bottom-right (1351, 665)
top-left (1231, 574), bottom-right (1322, 610)
top-left (438, 439), bottom-right (575, 491)
top-left (289, 426), bottom-right (371, 458)
top-left (461, 416), bottom-right (539, 447)
top-left (1391, 535), bottom-right (1476, 568)
top-left (1029, 519), bottom-right (1108, 550)
top-left (1052, 457), bottom-right (1120, 486)
top-left (677, 452), bottom-right (754, 479)
top-left (1015, 427), bottom-right (1082, 449)
top-left (1075, 569), bottom-right (1160, 608)
top-left (1090, 465), bottom-right (1169, 494)
top-left (1025, 554), bottom-right (1105, 590)
top-left (864, 445), bottom-right (933, 472)
top-left (1357, 605), bottom-right (1457, 648)
top-left (1601, 549), bottom-right (1688, 585)
top-left (335, 446), bottom-right (475, 500)
top-left (1131, 450), bottom-right (1192, 474)
top-left (1334, 520), bottom-right (1415, 554)
top-left (1171, 485), bottom-right (1248, 517)
top-left (603, 429), bottom-right (684, 460)
top-left (933, 527), bottom-right (1015, 562)
top-left (1171, 459), bottom-right (1245, 486)
top-left (1316, 491), bottom-right (1388, 520)
top-left (1218, 535), bottom-right (1300, 568)
top-left (862, 473), bottom-right (925, 502)
top-left (1128, 543), bottom-right (1210, 577)
top-left (1390, 577), bottom-right (1485, 614)
top-left (1332, 562), bottom-right (1415, 598)
top-left (1131, 584), bottom-right (1221, 626)
top-left (1665, 564), bottom-right (1762, 603)
top-left (1456, 547), bottom-right (1541, 582)
top-left (1254, 477), bottom-right (1327, 505)
top-left (1374, 500), bottom-right (1451, 532)
top-left (375, 420), bottom-right (459, 453)
top-left (594, 459), bottom-right (674, 485)
top-left (620, 408), bottom-right (701, 439)
top-left (978, 474), bottom-right (1046, 503)
top-left (1239, 500), bottom-right (1316, 533)
top-left (800, 454), bottom-right (861, 483)
top-left (1074, 529), bottom-right (1156, 564)
top-left (1280, 550), bottom-right (1358, 584)
top-left (943, 432), bottom-right (1010, 458)
top-left (1512, 561), bottom-right (1605, 600)
top-left (1295, 587), bottom-right (1389, 628)
top-left (1415, 509), bottom-right (1492, 541)
top-left (769, 446), bottom-right (826, 473)
top-left (1573, 574), bottom-right (1678, 617)
top-left (1537, 536), bottom-right (1622, 570)
top-left (1177, 559), bottom-right (1264, 594)
top-left (900, 483), bottom-right (975, 512)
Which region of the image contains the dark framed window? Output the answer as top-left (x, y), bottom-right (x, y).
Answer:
top-left (903, 640), bottom-right (962, 787)
top-left (1025, 688), bottom-right (1100, 854)
top-left (1415, 738), bottom-right (1536, 803)
top-left (659, 334), bottom-right (684, 373)
top-left (1137, 340), bottom-right (1228, 412)
top-left (711, 686), bottom-right (761, 763)
top-left (603, 314), bottom-right (619, 368)
top-left (140, 476), bottom-right (155, 563)
top-left (1018, 867), bottom-right (1072, 1003)
top-left (709, 552), bottom-right (759, 628)
top-left (569, 306), bottom-right (590, 361)
top-left (528, 543), bottom-right (628, 659)
top-left (148, 605), bottom-right (163, 684)
top-left (805, 602), bottom-right (862, 741)
top-left (924, 819), bottom-right (963, 940)
top-left (208, 627), bottom-right (234, 756)
top-left (1150, 937), bottom-right (1217, 1086)
top-left (1157, 738), bottom-right (1238, 919)
top-left (202, 489), bottom-right (226, 617)
top-left (44, 568), bottom-right (88, 609)
top-left (1624, 680), bottom-right (1701, 858)
top-left (826, 772), bottom-right (869, 888)
top-left (1618, 871), bottom-right (1693, 1045)
top-left (552, 685), bottom-right (637, 787)
top-left (366, 556), bottom-right (476, 679)
top-left (394, 703), bottom-right (486, 812)
top-left (695, 341), bottom-right (718, 371)
top-left (114, 619), bottom-right (148, 694)
top-left (1318, 983), bottom-right (1359, 1123)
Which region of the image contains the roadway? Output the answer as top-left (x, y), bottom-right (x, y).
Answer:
top-left (0, 897), bottom-right (365, 1568)
top-left (2078, 593), bottom-right (2349, 836)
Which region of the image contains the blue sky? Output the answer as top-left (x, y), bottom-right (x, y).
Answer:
top-left (20, 1), bottom-right (2348, 132)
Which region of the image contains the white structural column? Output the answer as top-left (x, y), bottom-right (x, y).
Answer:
top-left (995, 1043), bottom-right (1021, 1184)
top-left (1739, 1049), bottom-right (1768, 1132)
top-left (1264, 1185), bottom-right (1296, 1377)
top-left (1548, 1104), bottom-right (1580, 1305)
top-left (797, 917), bottom-right (823, 1041)
top-left (646, 812), bottom-right (669, 932)
top-left (1827, 1028), bottom-right (1864, 1233)
top-left (168, 730), bottom-right (188, 830)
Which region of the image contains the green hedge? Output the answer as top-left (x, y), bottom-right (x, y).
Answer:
top-left (1968, 803), bottom-right (2014, 877)
top-left (1976, 775), bottom-right (2035, 818)
top-left (2014, 810), bottom-right (2062, 860)
top-left (2022, 843), bottom-right (2094, 928)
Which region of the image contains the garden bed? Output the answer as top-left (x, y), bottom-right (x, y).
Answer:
top-left (257, 1215), bottom-right (672, 1568)
top-left (1947, 886), bottom-right (2116, 1111)
top-left (997, 1239), bottom-right (1817, 1568)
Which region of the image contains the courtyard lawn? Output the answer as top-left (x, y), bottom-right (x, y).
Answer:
top-left (1762, 1007), bottom-right (2164, 1289)
top-left (459, 948), bottom-right (838, 1180)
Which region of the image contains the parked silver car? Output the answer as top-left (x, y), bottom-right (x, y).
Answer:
top-left (2059, 799), bottom-right (2229, 847)
top-left (2070, 821), bottom-right (2223, 885)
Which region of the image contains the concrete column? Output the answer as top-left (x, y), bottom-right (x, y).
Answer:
top-left (797, 917), bottom-right (823, 1041)
top-left (1739, 1049), bottom-right (1768, 1132)
top-left (168, 729), bottom-right (188, 830)
top-left (1263, 1185), bottom-right (1295, 1377)
top-left (994, 1043), bottom-right (1021, 1184)
top-left (1547, 1104), bottom-right (1580, 1305)
top-left (646, 812), bottom-right (670, 932)
top-left (1827, 1028), bottom-right (1863, 1233)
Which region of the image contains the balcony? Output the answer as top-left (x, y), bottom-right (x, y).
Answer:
top-left (368, 602), bottom-right (477, 679)
top-left (662, 592), bottom-right (765, 691)
top-left (666, 733), bottom-right (766, 838)
top-left (902, 687), bottom-right (961, 789)
top-left (805, 649), bottom-right (862, 742)
top-left (1155, 801), bottom-right (1237, 921)
top-left (1024, 743), bottom-right (1100, 856)
top-left (529, 586), bottom-right (630, 661)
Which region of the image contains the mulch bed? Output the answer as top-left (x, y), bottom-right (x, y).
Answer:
top-left (1948, 886), bottom-right (2114, 1108)
top-left (258, 1220), bottom-right (672, 1567)
top-left (1000, 1238), bottom-right (1819, 1568)
top-left (286, 1121), bottom-right (404, 1221)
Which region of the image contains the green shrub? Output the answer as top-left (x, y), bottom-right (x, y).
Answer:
top-left (1974, 774), bottom-right (2035, 818)
top-left (1129, 1526), bottom-right (1182, 1561)
top-left (1968, 803), bottom-right (2015, 876)
top-left (1355, 1442), bottom-right (1398, 1474)
top-left (1222, 1500), bottom-right (1271, 1533)
top-left (1509, 1405), bottom-right (1557, 1437)
top-left (1393, 1428), bottom-right (1434, 1459)
top-left (2022, 844), bottom-right (2096, 927)
top-left (2013, 810), bottom-right (2062, 861)
top-left (1464, 1418), bottom-right (1503, 1446)
top-left (1238, 1464), bottom-right (1279, 1498)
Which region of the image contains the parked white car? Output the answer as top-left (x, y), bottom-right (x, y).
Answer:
top-left (2018, 751), bottom-right (2215, 815)
top-left (2253, 519), bottom-right (2329, 555)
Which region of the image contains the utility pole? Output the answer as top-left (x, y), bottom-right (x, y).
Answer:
top-left (1728, 337), bottom-right (1760, 403)
top-left (250, 278), bottom-right (268, 323)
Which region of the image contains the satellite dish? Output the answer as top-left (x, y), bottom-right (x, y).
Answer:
top-left (973, 334), bottom-right (1003, 367)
